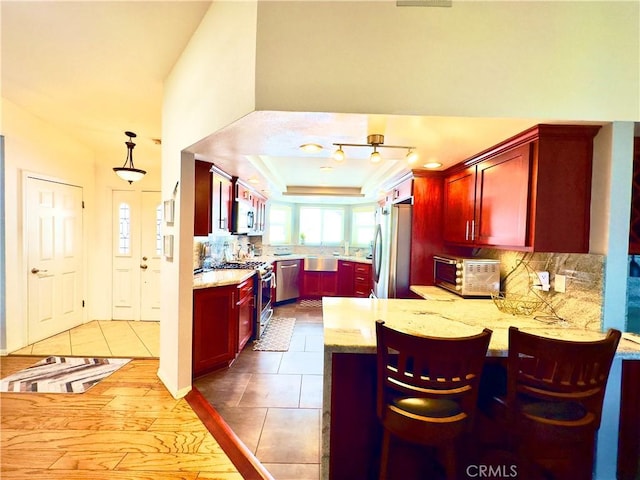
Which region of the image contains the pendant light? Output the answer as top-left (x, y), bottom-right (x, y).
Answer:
top-left (113, 131), bottom-right (146, 184)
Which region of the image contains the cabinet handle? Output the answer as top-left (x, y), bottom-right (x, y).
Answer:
top-left (471, 220), bottom-right (475, 241)
top-left (465, 220), bottom-right (469, 241)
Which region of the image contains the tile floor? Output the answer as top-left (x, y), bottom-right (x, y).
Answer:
top-left (194, 300), bottom-right (325, 480)
top-left (9, 320), bottom-right (160, 358)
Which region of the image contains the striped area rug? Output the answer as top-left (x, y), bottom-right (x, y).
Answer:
top-left (253, 317), bottom-right (296, 351)
top-left (298, 299), bottom-right (323, 308)
top-left (0, 356), bottom-right (131, 393)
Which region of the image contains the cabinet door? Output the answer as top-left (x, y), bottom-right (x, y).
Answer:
top-left (321, 272), bottom-right (338, 296)
top-left (193, 286), bottom-right (236, 377)
top-left (237, 278), bottom-right (254, 352)
top-left (212, 173), bottom-right (232, 234)
top-left (475, 144), bottom-right (530, 247)
top-left (337, 261), bottom-right (355, 296)
top-left (194, 160), bottom-right (212, 236)
top-left (354, 263), bottom-right (372, 298)
top-left (443, 167), bottom-right (475, 244)
top-left (303, 271), bottom-right (321, 297)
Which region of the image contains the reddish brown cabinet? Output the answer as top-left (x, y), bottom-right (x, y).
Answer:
top-left (236, 277), bottom-right (255, 352)
top-left (475, 144), bottom-right (530, 246)
top-left (193, 276), bottom-right (256, 378)
top-left (353, 263), bottom-right (372, 297)
top-left (194, 160), bottom-right (213, 236)
top-left (443, 166), bottom-right (475, 245)
top-left (443, 124), bottom-right (600, 253)
top-left (192, 285), bottom-right (236, 377)
top-left (302, 271), bottom-right (337, 298)
top-left (337, 261), bottom-right (355, 296)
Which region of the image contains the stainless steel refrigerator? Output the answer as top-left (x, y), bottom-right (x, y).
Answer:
top-left (373, 201), bottom-right (412, 298)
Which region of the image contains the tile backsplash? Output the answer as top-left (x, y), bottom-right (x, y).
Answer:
top-left (478, 249), bottom-right (604, 331)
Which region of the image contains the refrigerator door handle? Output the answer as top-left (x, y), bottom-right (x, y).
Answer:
top-left (373, 224), bottom-right (382, 283)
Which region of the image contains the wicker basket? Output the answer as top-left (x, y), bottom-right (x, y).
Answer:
top-left (491, 293), bottom-right (543, 316)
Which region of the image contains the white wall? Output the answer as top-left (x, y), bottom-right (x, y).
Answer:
top-left (255, 1), bottom-right (639, 120)
top-left (160, 1), bottom-right (258, 397)
top-left (2, 98), bottom-right (96, 352)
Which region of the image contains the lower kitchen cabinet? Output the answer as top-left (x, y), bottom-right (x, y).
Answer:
top-left (337, 261), bottom-right (355, 296)
top-left (336, 261), bottom-right (372, 298)
top-left (192, 276), bottom-right (256, 378)
top-left (302, 271), bottom-right (338, 298)
top-left (236, 276), bottom-right (255, 352)
top-left (353, 263), bottom-right (372, 297)
top-left (193, 285), bottom-right (236, 377)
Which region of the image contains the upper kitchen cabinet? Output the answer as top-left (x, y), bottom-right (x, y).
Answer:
top-left (194, 160), bottom-right (213, 236)
top-left (252, 191), bottom-right (267, 236)
top-left (629, 138), bottom-right (640, 254)
top-left (211, 167), bottom-right (232, 235)
top-left (443, 124), bottom-right (601, 253)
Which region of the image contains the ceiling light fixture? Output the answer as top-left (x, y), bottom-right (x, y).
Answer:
top-left (332, 134), bottom-right (417, 164)
top-left (423, 161), bottom-right (443, 169)
top-left (113, 131), bottom-right (146, 184)
top-left (300, 143), bottom-right (323, 153)
top-left (332, 147), bottom-right (345, 162)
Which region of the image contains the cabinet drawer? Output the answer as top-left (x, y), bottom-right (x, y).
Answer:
top-left (238, 277), bottom-right (254, 300)
top-left (354, 264), bottom-right (372, 277)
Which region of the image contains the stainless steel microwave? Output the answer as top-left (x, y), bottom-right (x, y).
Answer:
top-left (433, 255), bottom-right (500, 298)
top-left (231, 200), bottom-right (254, 234)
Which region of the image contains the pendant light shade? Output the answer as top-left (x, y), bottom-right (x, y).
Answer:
top-left (113, 131), bottom-right (146, 184)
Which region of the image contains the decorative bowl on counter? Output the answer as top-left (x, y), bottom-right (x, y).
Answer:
top-left (491, 292), bottom-right (543, 316)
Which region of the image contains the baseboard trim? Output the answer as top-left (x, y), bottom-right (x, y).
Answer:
top-left (156, 368), bottom-right (191, 399)
top-left (186, 386), bottom-right (274, 480)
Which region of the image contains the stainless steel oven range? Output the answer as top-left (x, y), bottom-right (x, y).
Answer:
top-left (255, 262), bottom-right (274, 339)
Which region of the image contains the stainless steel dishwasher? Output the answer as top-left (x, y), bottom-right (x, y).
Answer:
top-left (275, 260), bottom-right (300, 303)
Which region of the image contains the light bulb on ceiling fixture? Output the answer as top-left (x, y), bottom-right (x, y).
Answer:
top-left (405, 149), bottom-right (419, 164)
top-left (333, 147), bottom-right (345, 162)
top-left (113, 131), bottom-right (146, 184)
top-left (370, 148), bottom-right (382, 163)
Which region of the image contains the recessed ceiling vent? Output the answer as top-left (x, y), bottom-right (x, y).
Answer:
top-left (396, 0), bottom-right (452, 6)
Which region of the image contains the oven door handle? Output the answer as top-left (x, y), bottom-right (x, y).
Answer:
top-left (433, 255), bottom-right (456, 265)
top-left (263, 271), bottom-right (275, 288)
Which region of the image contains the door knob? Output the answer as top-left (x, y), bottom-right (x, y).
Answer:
top-left (31, 268), bottom-right (48, 274)
top-left (142, 256), bottom-right (148, 261)
top-left (140, 264), bottom-right (148, 270)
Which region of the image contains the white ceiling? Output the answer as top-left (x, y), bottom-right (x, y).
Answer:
top-left (2, 1), bottom-right (595, 204)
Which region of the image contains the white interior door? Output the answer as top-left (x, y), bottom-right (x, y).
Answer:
top-left (27, 177), bottom-right (84, 343)
top-left (112, 190), bottom-right (160, 321)
top-left (140, 192), bottom-right (162, 321)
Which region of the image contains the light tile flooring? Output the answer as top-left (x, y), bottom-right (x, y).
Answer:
top-left (10, 320), bottom-right (160, 358)
top-left (194, 301), bottom-right (325, 480)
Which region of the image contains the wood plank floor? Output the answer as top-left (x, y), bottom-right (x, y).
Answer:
top-left (0, 356), bottom-right (241, 479)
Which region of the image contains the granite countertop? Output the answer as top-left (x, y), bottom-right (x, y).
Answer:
top-left (194, 254), bottom-right (372, 290)
top-left (267, 254), bottom-right (372, 265)
top-left (322, 287), bottom-right (640, 359)
top-left (193, 269), bottom-right (256, 289)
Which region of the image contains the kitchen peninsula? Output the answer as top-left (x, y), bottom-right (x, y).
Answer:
top-left (321, 292), bottom-right (640, 480)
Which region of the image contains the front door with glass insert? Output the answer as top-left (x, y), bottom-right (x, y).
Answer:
top-left (112, 190), bottom-right (161, 321)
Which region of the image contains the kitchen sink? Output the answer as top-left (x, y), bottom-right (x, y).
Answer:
top-left (304, 256), bottom-right (338, 272)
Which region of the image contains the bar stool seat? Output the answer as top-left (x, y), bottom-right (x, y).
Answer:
top-left (486, 326), bottom-right (621, 480)
top-left (375, 320), bottom-right (492, 480)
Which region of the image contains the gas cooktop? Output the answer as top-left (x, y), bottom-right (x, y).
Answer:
top-left (194, 260), bottom-right (271, 274)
